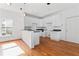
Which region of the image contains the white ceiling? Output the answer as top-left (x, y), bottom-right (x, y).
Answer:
top-left (0, 3), bottom-right (79, 17)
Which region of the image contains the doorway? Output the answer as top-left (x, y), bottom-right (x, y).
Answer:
top-left (66, 17), bottom-right (79, 43)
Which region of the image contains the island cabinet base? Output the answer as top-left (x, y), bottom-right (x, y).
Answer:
top-left (22, 31), bottom-right (40, 48)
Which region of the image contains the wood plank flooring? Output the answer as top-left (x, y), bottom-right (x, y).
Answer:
top-left (0, 37), bottom-right (79, 56)
top-left (30, 37), bottom-right (79, 56)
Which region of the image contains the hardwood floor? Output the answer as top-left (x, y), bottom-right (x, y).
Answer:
top-left (0, 37), bottom-right (79, 56)
top-left (30, 37), bottom-right (79, 56)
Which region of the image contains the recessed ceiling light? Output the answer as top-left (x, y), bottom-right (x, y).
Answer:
top-left (20, 8), bottom-right (22, 11)
top-left (47, 3), bottom-right (51, 5)
top-left (24, 3), bottom-right (27, 4)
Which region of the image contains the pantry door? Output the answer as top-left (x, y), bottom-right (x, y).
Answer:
top-left (66, 17), bottom-right (79, 43)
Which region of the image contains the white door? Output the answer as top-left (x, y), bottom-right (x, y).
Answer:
top-left (66, 17), bottom-right (79, 43)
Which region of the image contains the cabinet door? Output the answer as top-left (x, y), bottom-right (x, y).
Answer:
top-left (66, 18), bottom-right (79, 43)
top-left (50, 32), bottom-right (60, 41)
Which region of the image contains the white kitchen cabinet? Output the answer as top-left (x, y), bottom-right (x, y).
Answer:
top-left (21, 30), bottom-right (40, 48)
top-left (22, 31), bottom-right (33, 48)
top-left (50, 31), bottom-right (61, 41)
top-left (33, 31), bottom-right (40, 45)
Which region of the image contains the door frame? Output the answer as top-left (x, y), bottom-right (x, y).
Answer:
top-left (65, 16), bottom-right (79, 42)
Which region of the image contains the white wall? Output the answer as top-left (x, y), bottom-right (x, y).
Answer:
top-left (61, 6), bottom-right (79, 43)
top-left (0, 8), bottom-right (24, 40)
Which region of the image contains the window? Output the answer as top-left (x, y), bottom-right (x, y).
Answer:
top-left (1, 19), bottom-right (13, 36)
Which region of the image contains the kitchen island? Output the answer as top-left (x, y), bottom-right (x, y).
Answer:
top-left (21, 30), bottom-right (40, 48)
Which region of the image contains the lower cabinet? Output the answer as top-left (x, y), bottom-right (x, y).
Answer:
top-left (21, 31), bottom-right (40, 48)
top-left (50, 32), bottom-right (61, 41)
